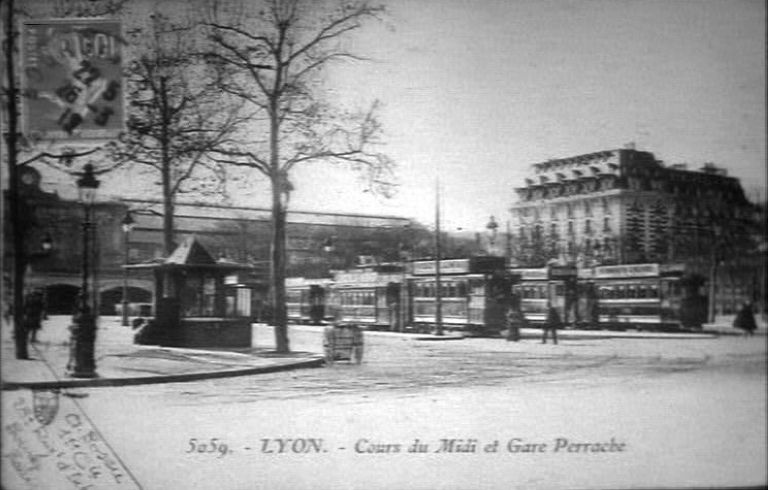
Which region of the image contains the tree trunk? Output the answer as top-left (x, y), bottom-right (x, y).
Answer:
top-left (159, 76), bottom-right (175, 256)
top-left (163, 193), bottom-right (174, 256)
top-left (269, 78), bottom-right (289, 351)
top-left (4, 0), bottom-right (29, 359)
top-left (271, 180), bottom-right (289, 353)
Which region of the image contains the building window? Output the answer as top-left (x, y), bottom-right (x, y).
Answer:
top-left (566, 204), bottom-right (573, 218)
top-left (603, 217), bottom-right (611, 232)
top-left (567, 221), bottom-right (574, 235)
top-left (585, 201), bottom-right (592, 217)
top-left (550, 223), bottom-right (558, 238)
top-left (585, 219), bottom-right (592, 235)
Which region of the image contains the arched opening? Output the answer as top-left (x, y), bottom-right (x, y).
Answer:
top-left (99, 287), bottom-right (152, 315)
top-left (43, 284), bottom-right (80, 314)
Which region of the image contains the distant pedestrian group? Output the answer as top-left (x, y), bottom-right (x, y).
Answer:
top-left (504, 296), bottom-right (562, 345)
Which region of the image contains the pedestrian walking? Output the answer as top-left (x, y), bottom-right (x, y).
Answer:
top-left (733, 302), bottom-right (757, 336)
top-left (542, 304), bottom-right (562, 344)
top-left (23, 290), bottom-right (46, 344)
top-left (506, 294), bottom-right (527, 342)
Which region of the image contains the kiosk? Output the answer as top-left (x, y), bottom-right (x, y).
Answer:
top-left (128, 238), bottom-right (255, 348)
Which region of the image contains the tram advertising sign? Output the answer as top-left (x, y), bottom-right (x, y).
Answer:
top-left (594, 263), bottom-right (660, 279)
top-left (548, 264), bottom-right (577, 280)
top-left (21, 19), bottom-right (125, 141)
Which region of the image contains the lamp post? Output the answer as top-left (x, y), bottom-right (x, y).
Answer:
top-left (68, 163), bottom-right (100, 378)
top-left (708, 224), bottom-right (723, 324)
top-left (486, 215), bottom-right (499, 255)
top-left (121, 211), bottom-right (135, 326)
top-left (434, 180), bottom-right (443, 336)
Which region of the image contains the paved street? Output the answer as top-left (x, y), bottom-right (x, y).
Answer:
top-left (139, 325), bottom-right (766, 405)
top-left (3, 323), bottom-right (763, 490)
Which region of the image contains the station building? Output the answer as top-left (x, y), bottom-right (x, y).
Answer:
top-left (6, 166), bottom-right (412, 316)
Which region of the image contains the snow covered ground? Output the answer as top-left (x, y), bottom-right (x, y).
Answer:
top-left (2, 326), bottom-right (765, 490)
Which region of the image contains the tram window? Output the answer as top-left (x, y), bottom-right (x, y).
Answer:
top-left (627, 286), bottom-right (637, 299)
top-left (599, 287), bottom-right (609, 299)
top-left (648, 285), bottom-right (659, 298)
top-left (446, 283), bottom-right (455, 297)
top-left (457, 281), bottom-right (467, 297)
top-left (637, 286), bottom-right (647, 298)
top-left (555, 285), bottom-right (564, 297)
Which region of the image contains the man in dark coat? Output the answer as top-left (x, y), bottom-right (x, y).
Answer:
top-left (543, 304), bottom-right (562, 344)
top-left (733, 302), bottom-right (757, 336)
top-left (23, 290), bottom-right (45, 343)
top-left (505, 294), bottom-right (527, 342)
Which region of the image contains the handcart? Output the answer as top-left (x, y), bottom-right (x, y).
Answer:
top-left (323, 323), bottom-right (364, 365)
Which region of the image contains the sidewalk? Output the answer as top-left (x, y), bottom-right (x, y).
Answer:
top-left (1, 316), bottom-right (324, 390)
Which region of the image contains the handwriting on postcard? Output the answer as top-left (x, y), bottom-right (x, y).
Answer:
top-left (2, 390), bottom-right (139, 490)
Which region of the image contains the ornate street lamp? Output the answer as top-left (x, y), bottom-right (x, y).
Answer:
top-left (486, 215), bottom-right (499, 254)
top-left (121, 211), bottom-right (135, 326)
top-left (41, 233), bottom-right (53, 252)
top-left (68, 163), bottom-right (100, 378)
top-left (322, 237), bottom-right (335, 254)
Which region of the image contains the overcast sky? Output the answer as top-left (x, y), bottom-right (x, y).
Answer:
top-left (285, 0), bottom-right (766, 231)
top-left (28, 0), bottom-right (766, 232)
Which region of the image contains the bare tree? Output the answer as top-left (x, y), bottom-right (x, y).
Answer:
top-left (202, 0), bottom-right (396, 352)
top-left (109, 10), bottom-right (246, 255)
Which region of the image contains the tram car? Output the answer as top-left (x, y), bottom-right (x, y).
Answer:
top-left (591, 263), bottom-right (691, 331)
top-left (328, 264), bottom-right (404, 329)
top-left (511, 262), bottom-right (696, 331)
top-left (409, 256), bottom-right (509, 336)
top-left (509, 265), bottom-right (578, 326)
top-left (285, 277), bottom-right (332, 325)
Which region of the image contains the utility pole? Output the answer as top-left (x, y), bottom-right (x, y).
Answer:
top-left (434, 178), bottom-right (443, 336)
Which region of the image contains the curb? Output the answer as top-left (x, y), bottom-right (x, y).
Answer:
top-left (1, 357), bottom-right (325, 391)
top-left (412, 335), bottom-right (466, 341)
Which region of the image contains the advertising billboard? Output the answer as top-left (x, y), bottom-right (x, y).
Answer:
top-left (21, 19), bottom-right (124, 140)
